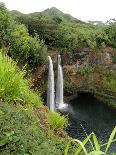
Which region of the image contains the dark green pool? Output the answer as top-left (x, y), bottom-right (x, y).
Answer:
top-left (64, 93), bottom-right (116, 153)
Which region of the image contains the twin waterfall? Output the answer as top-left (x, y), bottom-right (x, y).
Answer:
top-left (47, 55), bottom-right (64, 111)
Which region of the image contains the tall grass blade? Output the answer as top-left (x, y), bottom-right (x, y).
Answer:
top-left (92, 132), bottom-right (100, 151)
top-left (81, 124), bottom-right (95, 150)
top-left (74, 139), bottom-right (88, 155)
top-left (105, 126), bottom-right (116, 154)
top-left (101, 139), bottom-right (116, 147)
top-left (74, 133), bottom-right (93, 155)
top-left (90, 150), bottom-right (105, 155)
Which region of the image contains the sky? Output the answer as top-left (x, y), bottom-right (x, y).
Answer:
top-left (0, 0), bottom-right (116, 22)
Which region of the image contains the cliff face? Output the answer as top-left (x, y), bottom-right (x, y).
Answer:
top-left (31, 48), bottom-right (116, 108)
top-left (63, 65), bottom-right (116, 108)
top-left (62, 48), bottom-right (116, 108)
top-left (60, 47), bottom-right (115, 66)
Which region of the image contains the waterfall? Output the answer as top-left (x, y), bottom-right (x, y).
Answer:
top-left (57, 54), bottom-right (61, 66)
top-left (56, 55), bottom-right (64, 109)
top-left (47, 56), bottom-right (55, 112)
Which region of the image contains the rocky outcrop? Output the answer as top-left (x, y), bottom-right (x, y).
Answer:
top-left (63, 65), bottom-right (116, 108)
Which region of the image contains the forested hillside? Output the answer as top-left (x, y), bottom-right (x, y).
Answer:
top-left (11, 7), bottom-right (116, 51)
top-left (0, 3), bottom-right (47, 70)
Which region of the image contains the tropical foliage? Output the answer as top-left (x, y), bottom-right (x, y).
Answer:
top-left (0, 103), bottom-right (68, 155)
top-left (0, 51), bottom-right (41, 105)
top-left (11, 7), bottom-right (116, 51)
top-left (0, 2), bottom-right (47, 69)
top-left (47, 112), bottom-right (68, 129)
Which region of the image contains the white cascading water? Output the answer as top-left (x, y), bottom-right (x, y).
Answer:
top-left (56, 55), bottom-right (65, 109)
top-left (47, 56), bottom-right (55, 112)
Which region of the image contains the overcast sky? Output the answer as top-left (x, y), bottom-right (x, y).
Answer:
top-left (0, 0), bottom-right (116, 22)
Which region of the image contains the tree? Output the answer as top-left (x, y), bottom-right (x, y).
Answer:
top-left (105, 23), bottom-right (116, 48)
top-left (0, 2), bottom-right (12, 48)
top-left (0, 2), bottom-right (47, 69)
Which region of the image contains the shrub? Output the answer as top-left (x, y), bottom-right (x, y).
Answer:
top-left (47, 112), bottom-right (68, 129)
top-left (0, 2), bottom-right (12, 48)
top-left (101, 72), bottom-right (116, 91)
top-left (78, 67), bottom-right (93, 76)
top-left (8, 24), bottom-right (47, 69)
top-left (0, 103), bottom-right (67, 155)
top-left (0, 3), bottom-right (47, 69)
top-left (64, 80), bottom-right (77, 95)
top-left (0, 51), bottom-right (41, 105)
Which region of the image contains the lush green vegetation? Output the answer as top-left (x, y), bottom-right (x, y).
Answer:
top-left (11, 7), bottom-right (116, 52)
top-left (0, 103), bottom-right (68, 155)
top-left (1, 2), bottom-right (116, 68)
top-left (0, 2), bottom-right (47, 70)
top-left (0, 51), bottom-right (41, 105)
top-left (0, 49), bottom-right (69, 154)
top-left (47, 112), bottom-right (68, 129)
top-left (0, 5), bottom-right (69, 153)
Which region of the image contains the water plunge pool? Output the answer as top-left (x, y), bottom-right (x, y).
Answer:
top-left (63, 93), bottom-right (116, 152)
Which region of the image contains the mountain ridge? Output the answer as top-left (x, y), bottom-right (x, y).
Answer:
top-left (10, 7), bottom-right (83, 23)
top-left (10, 7), bottom-right (115, 24)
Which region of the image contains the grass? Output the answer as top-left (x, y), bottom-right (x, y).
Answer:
top-left (47, 111), bottom-right (68, 129)
top-left (0, 51), bottom-right (41, 106)
top-left (64, 126), bottom-right (116, 155)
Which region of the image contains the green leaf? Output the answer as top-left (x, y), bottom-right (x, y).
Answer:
top-left (105, 126), bottom-right (116, 154)
top-left (0, 136), bottom-right (10, 147)
top-left (89, 150), bottom-right (105, 155)
top-left (0, 136), bottom-right (11, 147)
top-left (0, 131), bottom-right (14, 147)
top-left (74, 133), bottom-right (93, 155)
top-left (92, 132), bottom-right (100, 151)
top-left (101, 139), bottom-right (116, 147)
top-left (0, 110), bottom-right (4, 115)
top-left (74, 139), bottom-right (88, 155)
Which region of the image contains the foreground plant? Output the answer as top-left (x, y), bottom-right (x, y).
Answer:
top-left (0, 51), bottom-right (41, 106)
top-left (64, 126), bottom-right (116, 155)
top-left (47, 112), bottom-right (68, 129)
top-left (0, 103), bottom-right (67, 154)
